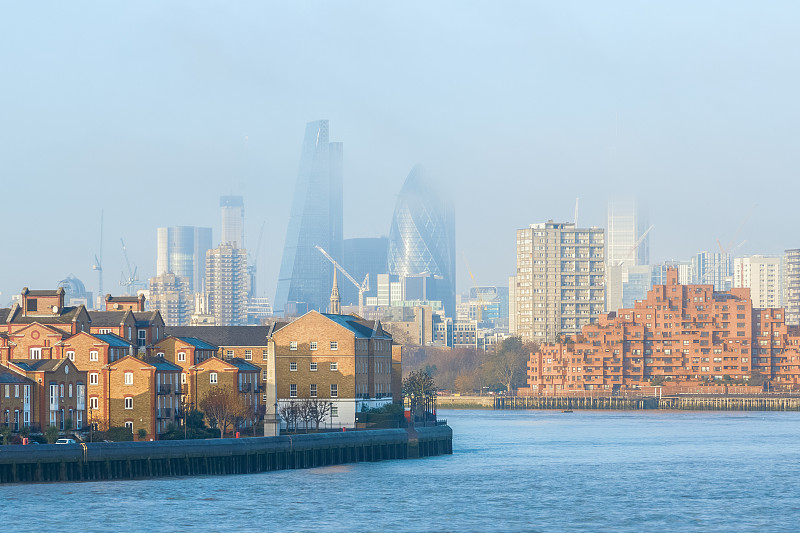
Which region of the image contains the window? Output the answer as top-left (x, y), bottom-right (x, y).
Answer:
top-left (3, 385), bottom-right (8, 398)
top-left (310, 384), bottom-right (317, 397)
top-left (90, 351), bottom-right (98, 362)
top-left (124, 397), bottom-right (133, 409)
top-left (290, 384), bottom-right (297, 398)
top-left (68, 383), bottom-right (73, 398)
top-left (310, 342), bottom-right (317, 351)
top-left (262, 350), bottom-right (268, 360)
top-left (330, 362), bottom-right (338, 372)
top-left (181, 373), bottom-right (187, 384)
top-left (98, 328), bottom-right (112, 334)
top-left (157, 352), bottom-right (165, 358)
top-left (210, 372), bottom-right (218, 384)
top-left (128, 326), bottom-right (132, 340)
top-left (178, 352), bottom-right (186, 362)
top-left (138, 329), bottom-right (147, 347)
top-left (89, 373), bottom-right (99, 386)
top-left (66, 351), bottom-right (75, 361)
top-left (245, 350), bottom-right (252, 360)
top-left (89, 397), bottom-right (98, 410)
top-left (290, 341), bottom-right (297, 351)
top-left (14, 385), bottom-right (19, 398)
top-left (330, 341), bottom-right (338, 351)
top-left (262, 370), bottom-right (268, 381)
top-left (124, 372), bottom-right (134, 385)
top-left (27, 299), bottom-right (37, 312)
top-left (29, 348), bottom-right (42, 360)
top-left (331, 406), bottom-right (338, 417)
top-left (290, 362), bottom-right (297, 371)
top-left (330, 384), bottom-right (338, 398)
top-left (310, 362), bottom-right (317, 372)
top-left (125, 421), bottom-right (133, 431)
top-left (226, 350), bottom-right (234, 359)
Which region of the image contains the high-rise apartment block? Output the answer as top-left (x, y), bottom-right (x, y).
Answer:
top-left (606, 199), bottom-right (650, 313)
top-left (206, 244), bottom-right (248, 326)
top-left (514, 221), bottom-right (605, 343)
top-left (784, 249), bottom-right (800, 326)
top-left (156, 226), bottom-right (212, 293)
top-left (220, 195), bottom-right (244, 247)
top-left (734, 256), bottom-right (781, 309)
top-left (148, 272), bottom-right (192, 326)
top-left (691, 251), bottom-right (731, 291)
top-left (275, 120), bottom-right (343, 315)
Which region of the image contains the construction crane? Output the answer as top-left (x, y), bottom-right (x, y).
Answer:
top-left (615, 224), bottom-right (655, 267)
top-left (119, 238), bottom-right (140, 295)
top-left (573, 197), bottom-right (579, 226)
top-left (92, 210), bottom-right (104, 303)
top-left (247, 221), bottom-right (266, 297)
top-left (315, 245), bottom-right (369, 317)
top-left (462, 252), bottom-right (486, 323)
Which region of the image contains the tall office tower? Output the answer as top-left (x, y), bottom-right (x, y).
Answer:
top-left (652, 261), bottom-right (693, 286)
top-left (692, 251), bottom-right (732, 291)
top-left (220, 195), bottom-right (244, 247)
top-left (148, 272), bottom-right (192, 326)
top-left (733, 256), bottom-right (782, 309)
top-left (341, 237), bottom-right (388, 306)
top-left (514, 222), bottom-right (605, 343)
top-left (206, 244), bottom-right (248, 326)
top-left (508, 276), bottom-right (517, 334)
top-left (606, 199), bottom-right (650, 312)
top-left (388, 165), bottom-right (456, 318)
top-left (156, 226), bottom-right (212, 293)
top-left (274, 120), bottom-right (343, 315)
top-left (784, 249), bottom-right (800, 326)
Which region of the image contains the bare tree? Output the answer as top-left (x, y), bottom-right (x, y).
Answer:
top-left (278, 401), bottom-right (301, 432)
top-left (199, 387), bottom-right (248, 438)
top-left (303, 399), bottom-right (332, 430)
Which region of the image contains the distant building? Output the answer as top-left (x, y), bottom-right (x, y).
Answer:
top-left (274, 120), bottom-right (343, 315)
top-left (220, 195), bottom-right (244, 247)
top-left (56, 274), bottom-right (93, 310)
top-left (156, 226), bottom-right (212, 293)
top-left (691, 251), bottom-right (732, 291)
top-left (388, 165), bottom-right (456, 318)
top-left (148, 272), bottom-right (193, 326)
top-left (514, 222), bottom-right (605, 343)
top-left (605, 199), bottom-right (650, 313)
top-left (206, 244), bottom-right (248, 326)
top-left (340, 237), bottom-right (388, 306)
top-left (784, 249), bottom-right (800, 326)
top-left (734, 256), bottom-right (782, 309)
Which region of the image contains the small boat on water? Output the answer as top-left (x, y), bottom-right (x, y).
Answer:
top-left (562, 409), bottom-right (573, 413)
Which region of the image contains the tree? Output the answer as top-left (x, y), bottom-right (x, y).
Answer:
top-left (403, 369), bottom-right (436, 422)
top-left (278, 401), bottom-right (301, 432)
top-left (303, 399), bottom-right (332, 430)
top-left (44, 425), bottom-right (60, 444)
top-left (199, 387), bottom-right (249, 438)
top-left (137, 428), bottom-right (148, 440)
top-left (0, 426), bottom-right (12, 445)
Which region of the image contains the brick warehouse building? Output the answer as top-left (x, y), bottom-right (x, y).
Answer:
top-left (527, 268), bottom-right (800, 393)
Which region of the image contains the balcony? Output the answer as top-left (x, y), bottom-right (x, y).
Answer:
top-left (239, 383), bottom-right (252, 393)
top-left (157, 384), bottom-right (172, 395)
top-left (174, 408), bottom-right (184, 419)
top-left (157, 408), bottom-right (172, 419)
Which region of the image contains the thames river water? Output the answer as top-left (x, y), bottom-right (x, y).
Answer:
top-left (4, 409), bottom-right (800, 532)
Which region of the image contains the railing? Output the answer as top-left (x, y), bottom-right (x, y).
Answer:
top-left (157, 385), bottom-right (172, 395)
top-left (157, 408), bottom-right (172, 419)
top-left (174, 409), bottom-right (184, 419)
top-left (239, 383), bottom-right (252, 393)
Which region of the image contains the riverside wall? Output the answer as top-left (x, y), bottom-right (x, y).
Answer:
top-left (492, 395), bottom-right (800, 411)
top-left (0, 426), bottom-right (452, 484)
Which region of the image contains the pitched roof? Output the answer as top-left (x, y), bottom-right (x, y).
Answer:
top-left (133, 311), bottom-right (161, 326)
top-left (0, 308), bottom-right (10, 323)
top-left (226, 358), bottom-right (260, 372)
top-left (88, 310), bottom-right (131, 326)
top-left (140, 356), bottom-right (182, 372)
top-left (10, 359), bottom-right (65, 372)
top-left (9, 306), bottom-right (83, 325)
top-left (320, 313), bottom-right (392, 339)
top-left (0, 367), bottom-right (34, 384)
top-left (172, 336), bottom-right (218, 351)
top-left (94, 333), bottom-right (134, 348)
top-left (165, 326), bottom-right (269, 347)
top-left (24, 289), bottom-right (63, 296)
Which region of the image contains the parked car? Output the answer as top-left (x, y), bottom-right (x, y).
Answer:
top-left (55, 438), bottom-right (77, 445)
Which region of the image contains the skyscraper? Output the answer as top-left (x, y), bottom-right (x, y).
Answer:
top-left (274, 120), bottom-right (343, 315)
top-left (155, 226), bottom-right (212, 293)
top-left (341, 237), bottom-right (388, 305)
top-left (388, 165), bottom-right (456, 317)
top-left (606, 199), bottom-right (650, 312)
top-left (734, 255), bottom-right (781, 309)
top-left (784, 249), bottom-right (800, 326)
top-left (220, 195), bottom-right (244, 247)
top-left (148, 272), bottom-right (192, 326)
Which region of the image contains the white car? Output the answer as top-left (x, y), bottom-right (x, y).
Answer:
top-left (55, 438), bottom-right (77, 445)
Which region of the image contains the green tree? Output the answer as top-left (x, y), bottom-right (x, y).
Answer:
top-left (44, 425), bottom-right (60, 444)
top-left (0, 426), bottom-right (12, 445)
top-left (488, 337), bottom-right (537, 393)
top-left (137, 428), bottom-right (148, 440)
top-left (403, 369), bottom-right (436, 421)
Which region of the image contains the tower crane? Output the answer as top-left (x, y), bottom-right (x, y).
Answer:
top-left (92, 210), bottom-right (104, 303)
top-left (462, 252), bottom-right (486, 323)
top-left (119, 238), bottom-right (141, 295)
top-left (315, 245), bottom-right (369, 318)
top-left (247, 221), bottom-right (266, 297)
top-left (614, 224), bottom-right (654, 267)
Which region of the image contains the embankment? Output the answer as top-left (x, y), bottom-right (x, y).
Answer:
top-left (0, 426), bottom-right (452, 484)
top-left (492, 395), bottom-right (800, 411)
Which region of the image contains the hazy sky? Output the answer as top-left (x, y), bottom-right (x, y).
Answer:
top-left (2, 1), bottom-right (799, 307)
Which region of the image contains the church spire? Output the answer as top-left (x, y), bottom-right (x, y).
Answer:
top-left (330, 267), bottom-right (341, 315)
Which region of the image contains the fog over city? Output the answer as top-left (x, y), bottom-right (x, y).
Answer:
top-left (2, 1), bottom-right (798, 306)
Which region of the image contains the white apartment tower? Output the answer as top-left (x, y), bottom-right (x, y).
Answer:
top-left (514, 222), bottom-right (605, 343)
top-left (784, 249), bottom-right (800, 326)
top-left (733, 256), bottom-right (781, 309)
top-left (205, 244), bottom-right (249, 326)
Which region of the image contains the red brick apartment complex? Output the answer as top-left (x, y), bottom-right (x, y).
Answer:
top-left (527, 268), bottom-right (800, 393)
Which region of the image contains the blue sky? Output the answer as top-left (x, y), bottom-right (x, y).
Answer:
top-left (1, 1), bottom-right (798, 306)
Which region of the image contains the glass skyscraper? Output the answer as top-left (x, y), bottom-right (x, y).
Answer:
top-left (388, 165), bottom-right (456, 317)
top-left (274, 120), bottom-right (343, 315)
top-left (220, 195), bottom-right (244, 247)
top-left (155, 226), bottom-right (212, 293)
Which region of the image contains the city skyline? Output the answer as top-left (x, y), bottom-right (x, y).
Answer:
top-left (2, 2), bottom-right (799, 306)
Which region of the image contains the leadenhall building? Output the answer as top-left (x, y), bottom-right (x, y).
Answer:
top-left (527, 268), bottom-right (800, 393)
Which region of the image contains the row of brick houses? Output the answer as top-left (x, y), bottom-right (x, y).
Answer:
top-left (525, 268), bottom-right (800, 393)
top-left (0, 288), bottom-right (403, 438)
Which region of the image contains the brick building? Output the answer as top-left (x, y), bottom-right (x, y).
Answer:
top-left (7, 358), bottom-right (86, 431)
top-left (527, 268), bottom-right (800, 393)
top-left (188, 356), bottom-right (262, 432)
top-left (0, 367), bottom-right (35, 432)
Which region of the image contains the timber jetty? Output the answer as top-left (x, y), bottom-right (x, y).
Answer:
top-left (0, 426), bottom-right (452, 484)
top-left (493, 395), bottom-right (800, 411)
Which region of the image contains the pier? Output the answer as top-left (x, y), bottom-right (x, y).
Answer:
top-left (0, 426), bottom-right (452, 484)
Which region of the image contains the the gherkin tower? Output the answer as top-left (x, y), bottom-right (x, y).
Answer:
top-left (388, 165), bottom-right (456, 317)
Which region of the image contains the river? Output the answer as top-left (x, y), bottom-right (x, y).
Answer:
top-left (3, 409), bottom-right (800, 532)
